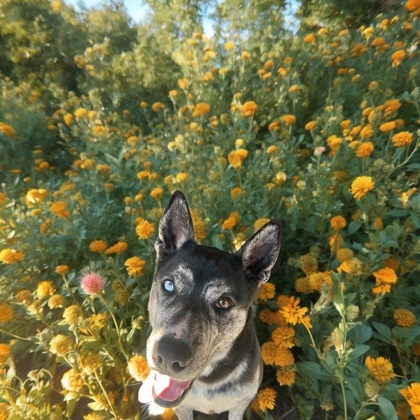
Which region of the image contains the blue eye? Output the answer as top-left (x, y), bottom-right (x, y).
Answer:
top-left (163, 280), bottom-right (174, 293)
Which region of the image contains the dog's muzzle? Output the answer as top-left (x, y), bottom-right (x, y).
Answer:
top-left (146, 335), bottom-right (194, 407)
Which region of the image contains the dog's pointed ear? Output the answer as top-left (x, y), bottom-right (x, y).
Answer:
top-left (155, 190), bottom-right (194, 254)
top-left (236, 219), bottom-right (282, 285)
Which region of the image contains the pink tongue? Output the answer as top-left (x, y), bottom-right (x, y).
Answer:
top-left (153, 373), bottom-right (191, 402)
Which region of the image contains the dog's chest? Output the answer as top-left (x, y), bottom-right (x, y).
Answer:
top-left (181, 380), bottom-right (254, 415)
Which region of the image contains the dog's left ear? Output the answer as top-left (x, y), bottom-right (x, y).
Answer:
top-left (155, 190), bottom-right (194, 255)
top-left (237, 219), bottom-right (282, 285)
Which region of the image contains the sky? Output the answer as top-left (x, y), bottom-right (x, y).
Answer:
top-left (64, 0), bottom-right (150, 23)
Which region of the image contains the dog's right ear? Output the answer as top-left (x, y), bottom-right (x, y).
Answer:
top-left (155, 190), bottom-right (194, 255)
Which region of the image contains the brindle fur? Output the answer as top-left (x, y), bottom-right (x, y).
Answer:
top-left (140, 191), bottom-right (282, 419)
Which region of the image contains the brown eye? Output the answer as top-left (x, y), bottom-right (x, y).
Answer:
top-left (216, 297), bottom-right (232, 310)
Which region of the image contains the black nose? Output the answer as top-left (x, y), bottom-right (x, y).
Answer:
top-left (153, 335), bottom-right (192, 375)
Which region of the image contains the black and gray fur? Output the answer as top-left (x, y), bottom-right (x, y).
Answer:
top-left (139, 191), bottom-right (282, 419)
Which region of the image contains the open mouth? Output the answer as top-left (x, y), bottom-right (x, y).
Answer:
top-left (151, 372), bottom-right (193, 408)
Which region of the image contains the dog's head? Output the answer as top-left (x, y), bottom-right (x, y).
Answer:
top-left (142, 191), bottom-right (282, 409)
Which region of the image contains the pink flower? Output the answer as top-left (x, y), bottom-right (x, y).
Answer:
top-left (80, 272), bottom-right (105, 295)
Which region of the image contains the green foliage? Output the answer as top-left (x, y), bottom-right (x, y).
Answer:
top-left (0, 0), bottom-right (420, 419)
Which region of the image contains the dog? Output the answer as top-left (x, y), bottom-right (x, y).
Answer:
top-left (139, 191), bottom-right (282, 419)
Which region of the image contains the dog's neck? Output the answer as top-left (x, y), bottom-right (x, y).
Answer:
top-left (196, 308), bottom-right (259, 386)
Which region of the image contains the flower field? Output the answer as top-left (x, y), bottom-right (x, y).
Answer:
top-left (0, 0), bottom-right (420, 419)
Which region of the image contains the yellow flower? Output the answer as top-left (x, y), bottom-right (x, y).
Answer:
top-left (228, 149), bottom-right (248, 169)
top-left (254, 218), bottom-right (270, 231)
top-left (50, 334), bottom-right (74, 356)
top-left (400, 382), bottom-right (420, 420)
top-left (0, 302), bottom-right (14, 322)
top-left (391, 49), bottom-right (405, 66)
top-left (37, 281), bottom-right (56, 299)
top-left (63, 305), bottom-right (83, 325)
top-left (252, 388), bottom-right (276, 412)
top-left (49, 201), bottom-right (70, 217)
top-left (63, 113), bottom-right (73, 125)
top-left (305, 121), bottom-right (316, 131)
top-left (230, 187), bottom-right (242, 199)
top-left (242, 101), bottom-right (258, 117)
top-left (80, 352), bottom-right (102, 373)
top-left (89, 240), bottom-right (107, 253)
top-left (280, 296), bottom-right (310, 327)
top-left (74, 107), bottom-right (88, 118)
top-left (391, 131), bottom-right (413, 147)
top-left (150, 187), bottom-right (163, 201)
top-left (282, 114), bottom-right (296, 126)
top-left (299, 254), bottom-right (318, 275)
top-left (0, 192), bottom-right (6, 205)
top-left (135, 218), bottom-right (155, 239)
top-left (192, 102), bottom-right (211, 118)
top-left (276, 368), bottom-right (296, 386)
top-left (124, 256), bottom-right (146, 277)
top-left (330, 215), bottom-right (346, 231)
top-left (0, 248), bottom-right (24, 264)
top-left (356, 142), bottom-right (374, 158)
top-left (272, 325), bottom-right (295, 349)
top-left (405, 0), bottom-right (420, 14)
top-left (176, 172), bottom-right (188, 183)
top-left (379, 121), bottom-right (396, 132)
top-left (0, 343), bottom-right (11, 366)
top-left (178, 78), bottom-right (189, 89)
top-left (48, 294), bottom-right (66, 309)
top-left (137, 170), bottom-right (150, 180)
top-left (337, 257), bottom-right (363, 276)
top-left (303, 33), bottom-right (315, 43)
top-left (15, 290), bottom-right (33, 305)
top-left (365, 356), bottom-right (395, 384)
top-left (257, 282), bottom-right (276, 302)
top-left (152, 102), bottom-right (165, 112)
top-left (105, 241), bottom-right (127, 255)
top-left (360, 124), bottom-right (373, 139)
top-left (372, 267), bottom-right (398, 294)
top-left (0, 122), bottom-right (15, 137)
top-left (336, 248), bottom-right (354, 262)
top-left (384, 99), bottom-right (401, 117)
top-left (128, 355), bottom-right (150, 381)
top-left (222, 211), bottom-right (240, 230)
top-left (351, 176), bottom-right (375, 199)
top-left (394, 309), bottom-right (416, 328)
top-left (61, 369), bottom-right (85, 392)
top-left (55, 265), bottom-right (69, 276)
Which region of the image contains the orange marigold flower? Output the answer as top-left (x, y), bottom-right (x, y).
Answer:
top-left (391, 49), bottom-right (405, 67)
top-left (150, 187), bottom-right (164, 201)
top-left (242, 101), bottom-right (258, 117)
top-left (405, 0), bottom-right (420, 14)
top-left (192, 102), bottom-right (211, 118)
top-left (49, 201), bottom-right (70, 218)
top-left (0, 248), bottom-right (24, 264)
top-left (299, 254), bottom-right (318, 275)
top-left (37, 280), bottom-right (56, 299)
top-left (55, 265), bottom-right (69, 276)
top-left (228, 149), bottom-right (248, 169)
top-left (379, 121), bottom-right (396, 133)
top-left (124, 256), bottom-right (146, 277)
top-left (0, 302), bottom-right (14, 322)
top-left (272, 325), bottom-right (295, 348)
top-left (282, 114), bottom-right (296, 126)
top-left (303, 33), bottom-right (315, 43)
top-left (384, 99), bottom-right (401, 117)
top-left (135, 218), bottom-right (155, 239)
top-left (257, 282), bottom-right (276, 302)
top-left (152, 102), bottom-right (165, 112)
top-left (400, 382), bottom-right (420, 420)
top-left (0, 343), bottom-right (11, 366)
top-left (0, 122), bottom-right (15, 137)
top-left (351, 176), bottom-right (375, 199)
top-left (49, 334), bottom-right (74, 356)
top-left (280, 296), bottom-right (310, 326)
top-left (391, 131), bottom-right (413, 147)
top-left (276, 368), bottom-right (296, 386)
top-left (128, 354), bottom-right (150, 381)
top-left (394, 309), bottom-right (416, 328)
top-left (365, 355), bottom-right (395, 384)
top-left (89, 240), bottom-right (107, 253)
top-left (337, 257), bottom-right (363, 276)
top-left (305, 121), bottom-right (316, 131)
top-left (61, 368), bottom-right (84, 392)
top-left (330, 215), bottom-right (346, 231)
top-left (105, 241), bottom-right (128, 255)
top-left (222, 211), bottom-right (240, 230)
top-left (372, 267), bottom-right (398, 294)
top-left (252, 388), bottom-right (276, 412)
top-left (356, 142), bottom-right (374, 158)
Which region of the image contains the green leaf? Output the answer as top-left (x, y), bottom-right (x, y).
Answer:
top-left (378, 396), bottom-right (398, 420)
top-left (348, 324), bottom-right (372, 344)
top-left (348, 221), bottom-right (362, 235)
top-left (348, 344), bottom-right (370, 360)
top-left (372, 321), bottom-right (391, 343)
top-left (296, 361), bottom-right (333, 381)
